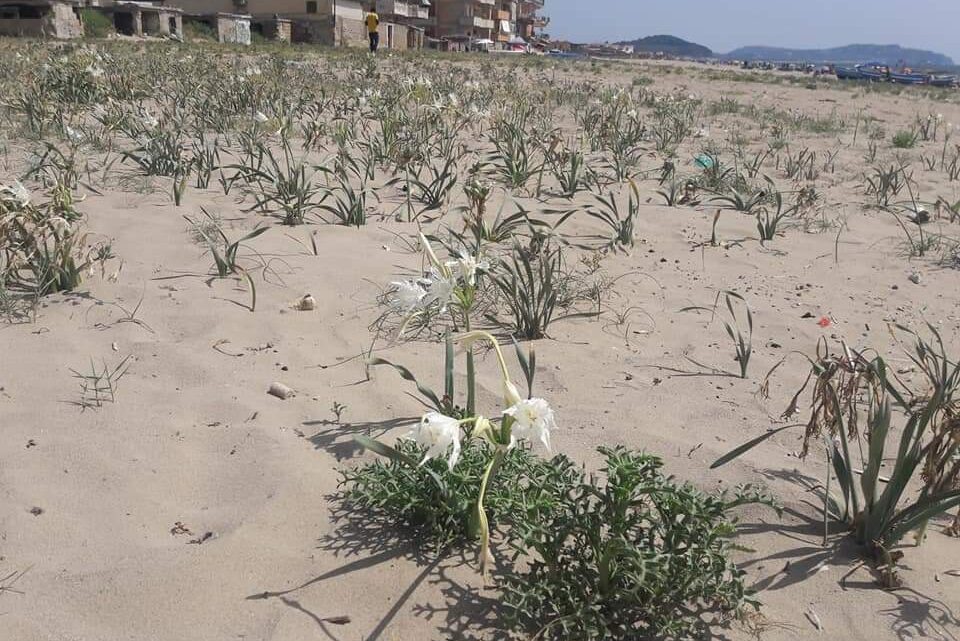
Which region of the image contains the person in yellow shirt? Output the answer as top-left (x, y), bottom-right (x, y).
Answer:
top-left (365, 6), bottom-right (380, 53)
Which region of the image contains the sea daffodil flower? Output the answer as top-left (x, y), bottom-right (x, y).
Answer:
top-left (407, 411), bottom-right (461, 471)
top-left (389, 279), bottom-right (426, 312)
top-left (504, 397), bottom-right (555, 451)
top-left (446, 248), bottom-right (488, 287)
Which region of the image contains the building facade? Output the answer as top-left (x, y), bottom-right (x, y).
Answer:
top-left (165, 0), bottom-right (424, 48)
top-left (514, 0), bottom-right (545, 40)
top-left (0, 0), bottom-right (84, 38)
top-left (428, 0), bottom-right (546, 49)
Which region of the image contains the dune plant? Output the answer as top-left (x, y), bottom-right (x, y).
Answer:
top-left (680, 291), bottom-right (753, 379)
top-left (233, 141), bottom-right (327, 226)
top-left (0, 182), bottom-right (112, 297)
top-left (780, 146), bottom-right (818, 180)
top-left (572, 182), bottom-right (640, 251)
top-left (490, 242), bottom-right (563, 340)
top-left (865, 164), bottom-right (910, 207)
top-left (501, 447), bottom-right (776, 640)
top-left (892, 129), bottom-right (918, 149)
top-left (715, 327), bottom-right (960, 585)
top-left (755, 191), bottom-right (793, 243)
top-left (487, 118), bottom-right (543, 190)
top-left (184, 209), bottom-right (268, 311)
top-left (391, 156), bottom-right (458, 219)
top-left (711, 177), bottom-right (772, 214)
top-left (550, 147), bottom-right (594, 198)
top-left (357, 329), bottom-right (554, 577)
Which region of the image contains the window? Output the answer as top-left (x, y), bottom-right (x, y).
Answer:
top-left (306, 1), bottom-right (317, 13)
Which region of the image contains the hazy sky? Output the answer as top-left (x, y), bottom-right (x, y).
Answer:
top-left (548, 0), bottom-right (960, 62)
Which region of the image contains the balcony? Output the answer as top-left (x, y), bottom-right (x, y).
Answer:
top-left (377, 0), bottom-right (431, 21)
top-left (460, 15), bottom-right (494, 30)
top-left (377, 0), bottom-right (410, 17)
top-left (518, 14), bottom-right (549, 27)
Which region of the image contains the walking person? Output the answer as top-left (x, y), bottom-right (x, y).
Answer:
top-left (366, 5), bottom-right (380, 53)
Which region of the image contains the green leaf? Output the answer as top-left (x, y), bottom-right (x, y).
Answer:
top-left (710, 424), bottom-right (802, 469)
top-left (883, 490), bottom-right (960, 547)
top-left (369, 357), bottom-right (443, 411)
top-left (353, 434), bottom-right (448, 496)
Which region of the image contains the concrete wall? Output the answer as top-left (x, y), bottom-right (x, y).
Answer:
top-left (254, 16), bottom-right (290, 41)
top-left (0, 2), bottom-right (83, 38)
top-left (216, 14), bottom-right (249, 43)
top-left (171, 0), bottom-right (365, 19)
top-left (0, 17), bottom-right (45, 36)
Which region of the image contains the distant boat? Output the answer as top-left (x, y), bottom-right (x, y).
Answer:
top-left (889, 71), bottom-right (929, 84)
top-left (833, 63), bottom-right (956, 87)
top-left (856, 62), bottom-right (890, 81)
top-left (929, 74), bottom-right (957, 87)
top-left (835, 65), bottom-right (861, 80)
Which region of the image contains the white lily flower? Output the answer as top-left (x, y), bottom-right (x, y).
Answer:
top-left (421, 268), bottom-right (456, 312)
top-left (407, 411), bottom-right (462, 470)
top-left (446, 249), bottom-right (488, 287)
top-left (253, 111), bottom-right (269, 123)
top-left (503, 397), bottom-right (555, 451)
top-left (389, 279), bottom-right (426, 311)
top-left (141, 112), bottom-right (159, 129)
top-left (65, 125), bottom-right (83, 143)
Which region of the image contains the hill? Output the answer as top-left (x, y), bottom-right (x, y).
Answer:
top-left (616, 35), bottom-right (713, 58)
top-left (724, 44), bottom-right (953, 67)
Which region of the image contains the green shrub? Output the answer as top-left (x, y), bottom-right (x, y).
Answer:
top-left (341, 437), bottom-right (553, 551)
top-left (892, 129), bottom-right (918, 148)
top-left (80, 9), bottom-right (114, 39)
top-left (342, 440), bottom-right (776, 639)
top-left (501, 447), bottom-right (775, 640)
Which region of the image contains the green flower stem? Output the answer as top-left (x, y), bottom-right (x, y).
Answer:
top-left (464, 306), bottom-right (476, 417)
top-left (476, 445), bottom-right (506, 579)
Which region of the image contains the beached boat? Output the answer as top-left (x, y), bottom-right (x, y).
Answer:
top-left (834, 62), bottom-right (957, 87)
top-left (856, 63), bottom-right (890, 81)
top-left (930, 74), bottom-right (957, 87)
top-left (889, 71), bottom-right (930, 84)
top-left (835, 65), bottom-right (861, 80)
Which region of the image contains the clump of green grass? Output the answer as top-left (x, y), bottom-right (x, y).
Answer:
top-left (81, 9), bottom-right (114, 39)
top-left (892, 129), bottom-right (918, 149)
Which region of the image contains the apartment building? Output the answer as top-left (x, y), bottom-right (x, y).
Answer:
top-left (166, 0), bottom-right (426, 48)
top-left (429, 0), bottom-right (545, 48)
top-left (515, 0), bottom-right (546, 40)
top-left (431, 0), bottom-right (494, 42)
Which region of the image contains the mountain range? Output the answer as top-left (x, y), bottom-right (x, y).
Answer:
top-left (613, 36), bottom-right (953, 67)
top-left (726, 44), bottom-right (953, 67)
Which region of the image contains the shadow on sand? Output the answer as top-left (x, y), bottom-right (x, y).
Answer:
top-left (246, 498), bottom-right (504, 640)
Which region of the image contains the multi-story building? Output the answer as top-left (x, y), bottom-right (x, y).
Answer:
top-left (429, 0), bottom-right (544, 48)
top-left (430, 0), bottom-right (494, 43)
top-left (165, 0), bottom-right (426, 48)
top-left (515, 0), bottom-right (546, 41)
top-left (375, 0), bottom-right (430, 48)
